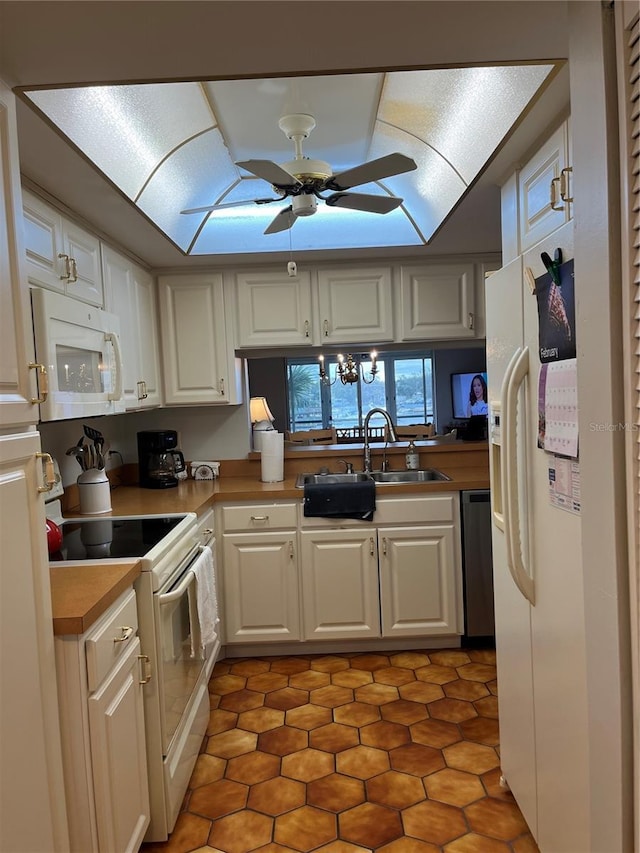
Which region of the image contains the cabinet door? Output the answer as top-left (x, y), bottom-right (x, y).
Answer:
top-left (378, 525), bottom-right (460, 637)
top-left (299, 529), bottom-right (380, 640)
top-left (236, 270), bottom-right (313, 347)
top-left (159, 273), bottom-right (234, 405)
top-left (133, 266), bottom-right (162, 409)
top-left (317, 267), bottom-right (393, 343)
top-left (400, 263), bottom-right (476, 340)
top-left (0, 432), bottom-right (68, 852)
top-left (102, 245), bottom-right (138, 408)
top-left (0, 86), bottom-right (40, 429)
top-left (88, 636), bottom-right (150, 853)
top-left (518, 121), bottom-right (571, 253)
top-left (222, 532), bottom-right (300, 643)
top-left (62, 218), bottom-right (103, 306)
top-left (22, 189), bottom-right (66, 293)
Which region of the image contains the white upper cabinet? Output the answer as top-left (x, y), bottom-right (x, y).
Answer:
top-left (317, 266), bottom-right (394, 344)
top-left (399, 263), bottom-right (477, 340)
top-left (235, 270), bottom-right (313, 347)
top-left (0, 82), bottom-right (40, 429)
top-left (159, 273), bottom-right (242, 406)
top-left (517, 119), bottom-right (572, 255)
top-left (22, 189), bottom-right (103, 306)
top-left (102, 245), bottom-right (161, 410)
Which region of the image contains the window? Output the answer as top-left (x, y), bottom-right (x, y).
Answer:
top-left (286, 352), bottom-right (435, 431)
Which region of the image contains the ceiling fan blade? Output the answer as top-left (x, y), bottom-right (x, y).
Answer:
top-left (325, 153), bottom-right (417, 191)
top-left (181, 197), bottom-right (280, 215)
top-left (324, 192), bottom-right (403, 214)
top-left (236, 159), bottom-right (302, 189)
top-left (264, 206), bottom-right (296, 235)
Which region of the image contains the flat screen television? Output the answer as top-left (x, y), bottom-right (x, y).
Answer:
top-left (451, 371), bottom-right (488, 419)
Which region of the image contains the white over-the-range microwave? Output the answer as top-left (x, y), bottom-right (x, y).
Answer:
top-left (31, 288), bottom-right (126, 421)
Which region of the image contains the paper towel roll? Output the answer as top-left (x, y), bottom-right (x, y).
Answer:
top-left (261, 431), bottom-right (284, 482)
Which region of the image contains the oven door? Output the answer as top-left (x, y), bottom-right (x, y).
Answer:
top-left (154, 546), bottom-right (213, 753)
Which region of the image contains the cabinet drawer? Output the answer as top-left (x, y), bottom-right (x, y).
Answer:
top-left (221, 502), bottom-right (298, 531)
top-left (375, 495), bottom-right (455, 524)
top-left (86, 589), bottom-right (138, 692)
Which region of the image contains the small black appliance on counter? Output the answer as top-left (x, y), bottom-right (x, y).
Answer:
top-left (137, 430), bottom-right (185, 489)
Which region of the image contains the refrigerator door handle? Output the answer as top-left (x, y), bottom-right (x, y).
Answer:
top-left (503, 346), bottom-right (536, 605)
top-left (498, 349), bottom-right (519, 539)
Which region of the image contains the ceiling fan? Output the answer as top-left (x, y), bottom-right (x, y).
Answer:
top-left (181, 113), bottom-right (417, 234)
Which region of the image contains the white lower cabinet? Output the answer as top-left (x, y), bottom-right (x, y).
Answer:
top-left (378, 525), bottom-right (458, 636)
top-left (299, 529), bottom-right (380, 640)
top-left (55, 588), bottom-right (150, 853)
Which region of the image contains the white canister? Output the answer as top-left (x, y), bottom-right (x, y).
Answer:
top-left (77, 468), bottom-right (112, 515)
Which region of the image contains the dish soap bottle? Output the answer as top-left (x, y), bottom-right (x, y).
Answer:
top-left (405, 441), bottom-right (419, 470)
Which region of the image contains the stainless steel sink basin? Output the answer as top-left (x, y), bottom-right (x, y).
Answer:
top-left (370, 469), bottom-right (451, 484)
top-left (295, 472), bottom-right (373, 488)
top-left (295, 469), bottom-right (450, 487)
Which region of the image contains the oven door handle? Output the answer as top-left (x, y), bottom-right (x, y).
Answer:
top-left (158, 569), bottom-right (196, 605)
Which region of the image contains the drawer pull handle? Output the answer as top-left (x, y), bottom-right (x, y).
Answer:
top-left (202, 528), bottom-right (214, 536)
top-left (36, 452), bottom-right (56, 493)
top-left (29, 362), bottom-right (48, 404)
top-left (113, 626), bottom-right (134, 643)
top-left (58, 253), bottom-right (71, 280)
top-left (251, 515), bottom-right (269, 522)
top-left (138, 654), bottom-right (152, 685)
top-left (550, 176), bottom-right (564, 211)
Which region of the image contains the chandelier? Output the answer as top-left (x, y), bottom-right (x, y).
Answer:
top-left (319, 352), bottom-right (378, 385)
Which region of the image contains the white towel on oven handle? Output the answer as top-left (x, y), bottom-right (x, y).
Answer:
top-left (190, 544), bottom-right (219, 656)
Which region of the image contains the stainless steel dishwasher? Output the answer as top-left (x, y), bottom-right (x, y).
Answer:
top-left (460, 490), bottom-right (495, 639)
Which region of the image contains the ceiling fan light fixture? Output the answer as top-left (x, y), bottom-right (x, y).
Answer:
top-left (292, 195), bottom-right (317, 217)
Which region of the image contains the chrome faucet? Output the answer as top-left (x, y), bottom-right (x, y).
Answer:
top-left (363, 408), bottom-right (398, 473)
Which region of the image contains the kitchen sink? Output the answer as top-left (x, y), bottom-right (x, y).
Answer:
top-left (295, 469), bottom-right (450, 487)
top-left (370, 469), bottom-right (451, 483)
top-left (295, 472), bottom-right (373, 488)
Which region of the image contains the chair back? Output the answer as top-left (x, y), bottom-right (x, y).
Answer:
top-left (285, 428), bottom-right (338, 445)
top-left (395, 424), bottom-right (435, 440)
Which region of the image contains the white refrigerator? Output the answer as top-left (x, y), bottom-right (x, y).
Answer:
top-left (485, 220), bottom-right (591, 851)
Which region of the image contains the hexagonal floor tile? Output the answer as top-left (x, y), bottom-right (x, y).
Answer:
top-left (398, 680), bottom-right (445, 704)
top-left (281, 747), bottom-right (335, 782)
top-left (366, 770), bottom-right (425, 809)
top-left (336, 745), bottom-right (391, 779)
top-left (361, 719), bottom-right (411, 750)
top-left (428, 650), bottom-right (471, 668)
top-left (402, 800), bottom-right (467, 846)
top-left (464, 798), bottom-right (530, 841)
top-left (373, 666), bottom-right (416, 686)
top-left (288, 669), bottom-right (331, 690)
top-left (237, 706), bottom-right (285, 733)
top-left (247, 776), bottom-right (306, 816)
top-left (206, 728), bottom-right (257, 759)
top-left (188, 777), bottom-right (248, 820)
top-left (424, 767), bottom-right (485, 807)
top-left (415, 664), bottom-right (459, 685)
top-left (349, 653), bottom-right (392, 671)
top-left (310, 655), bottom-right (351, 673)
top-left (228, 659), bottom-right (271, 677)
top-left (285, 703), bottom-right (333, 731)
top-left (208, 810), bottom-right (273, 853)
top-left (410, 718), bottom-right (462, 748)
top-left (443, 680), bottom-right (490, 702)
top-left (188, 753), bottom-right (226, 788)
top-left (225, 750), bottom-right (281, 785)
top-left (246, 672), bottom-right (289, 693)
top-left (444, 832), bottom-right (511, 852)
top-left (268, 657), bottom-right (312, 675)
top-left (468, 649), bottom-right (496, 665)
top-left (275, 805), bottom-right (337, 851)
top-left (309, 722), bottom-right (360, 753)
top-left (209, 674), bottom-right (246, 695)
top-left (257, 725), bottom-right (308, 756)
top-left (339, 802), bottom-right (403, 848)
top-left (378, 838), bottom-right (441, 853)
top-left (219, 689), bottom-right (265, 713)
top-left (389, 652), bottom-right (431, 670)
top-left (443, 741), bottom-right (500, 775)
top-left (381, 699), bottom-right (429, 725)
top-left (456, 663), bottom-right (498, 683)
top-left (150, 811), bottom-right (210, 851)
top-left (206, 708), bottom-right (238, 736)
top-left (331, 668), bottom-right (374, 688)
top-left (458, 716), bottom-right (500, 746)
top-left (310, 684), bottom-right (355, 708)
top-left (389, 742), bottom-right (445, 777)
top-left (427, 698), bottom-right (478, 723)
top-left (307, 773), bottom-right (366, 813)
top-left (333, 701), bottom-right (381, 728)
top-left (314, 843), bottom-right (374, 853)
top-left (354, 683), bottom-right (400, 706)
top-left (474, 696), bottom-right (499, 718)
top-left (264, 687), bottom-right (309, 710)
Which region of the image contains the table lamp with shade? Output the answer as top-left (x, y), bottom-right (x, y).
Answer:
top-left (250, 396), bottom-right (275, 451)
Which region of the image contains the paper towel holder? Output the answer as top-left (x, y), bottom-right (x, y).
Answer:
top-left (250, 396), bottom-right (275, 451)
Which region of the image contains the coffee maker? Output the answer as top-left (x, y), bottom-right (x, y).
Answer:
top-left (137, 430), bottom-right (185, 489)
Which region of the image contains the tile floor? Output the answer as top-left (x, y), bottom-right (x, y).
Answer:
top-left (142, 648), bottom-right (539, 853)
